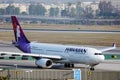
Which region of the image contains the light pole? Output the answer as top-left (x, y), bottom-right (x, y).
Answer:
top-left (85, 65), bottom-right (89, 80)
top-left (25, 70), bottom-right (33, 80)
top-left (14, 64), bottom-right (18, 70)
top-left (14, 64), bottom-right (18, 79)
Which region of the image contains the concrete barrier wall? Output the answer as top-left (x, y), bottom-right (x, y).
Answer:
top-left (0, 69), bottom-right (120, 80)
top-left (0, 69), bottom-right (74, 80)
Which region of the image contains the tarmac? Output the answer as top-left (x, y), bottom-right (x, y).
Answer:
top-left (0, 42), bottom-right (120, 80)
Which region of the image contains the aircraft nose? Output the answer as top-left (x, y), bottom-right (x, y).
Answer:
top-left (99, 55), bottom-right (105, 62)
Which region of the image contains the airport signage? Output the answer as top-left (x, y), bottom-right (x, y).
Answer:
top-left (73, 69), bottom-right (81, 80)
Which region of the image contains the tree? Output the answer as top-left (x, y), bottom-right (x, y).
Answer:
top-left (61, 9), bottom-right (68, 17)
top-left (61, 3), bottom-right (76, 18)
top-left (14, 7), bottom-right (20, 15)
top-left (84, 6), bottom-right (94, 18)
top-left (35, 5), bottom-right (46, 16)
top-left (76, 2), bottom-right (84, 18)
top-left (6, 5), bottom-right (20, 15)
top-left (21, 12), bottom-right (28, 15)
top-left (29, 4), bottom-right (35, 15)
top-left (98, 1), bottom-right (114, 18)
top-left (29, 4), bottom-right (46, 16)
top-left (0, 8), bottom-right (5, 15)
top-left (49, 7), bottom-right (59, 16)
top-left (69, 7), bottom-right (76, 17)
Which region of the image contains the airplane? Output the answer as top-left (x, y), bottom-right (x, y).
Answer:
top-left (0, 16), bottom-right (116, 71)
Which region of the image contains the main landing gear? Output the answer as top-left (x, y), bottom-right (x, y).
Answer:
top-left (64, 63), bottom-right (74, 68)
top-left (90, 67), bottom-right (95, 71)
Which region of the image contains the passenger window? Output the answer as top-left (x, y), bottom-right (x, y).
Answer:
top-left (99, 53), bottom-right (102, 55)
top-left (94, 53), bottom-right (102, 55)
top-left (95, 53), bottom-right (98, 55)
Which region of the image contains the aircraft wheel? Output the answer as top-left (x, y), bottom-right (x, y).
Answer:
top-left (90, 67), bottom-right (94, 71)
top-left (37, 66), bottom-right (42, 68)
top-left (64, 63), bottom-right (74, 68)
top-left (71, 64), bottom-right (74, 68)
top-left (64, 63), bottom-right (68, 67)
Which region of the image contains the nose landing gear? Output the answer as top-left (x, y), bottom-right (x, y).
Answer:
top-left (89, 64), bottom-right (98, 71)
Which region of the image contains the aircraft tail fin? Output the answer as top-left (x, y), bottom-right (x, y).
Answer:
top-left (11, 16), bottom-right (30, 44)
top-left (11, 16), bottom-right (30, 53)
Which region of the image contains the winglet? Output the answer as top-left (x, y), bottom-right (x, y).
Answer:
top-left (100, 43), bottom-right (116, 52)
top-left (112, 43), bottom-right (116, 48)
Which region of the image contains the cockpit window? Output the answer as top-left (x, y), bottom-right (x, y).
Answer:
top-left (94, 53), bottom-right (102, 55)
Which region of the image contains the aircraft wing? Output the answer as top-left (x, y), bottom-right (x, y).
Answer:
top-left (0, 51), bottom-right (62, 60)
top-left (100, 43), bottom-right (116, 52)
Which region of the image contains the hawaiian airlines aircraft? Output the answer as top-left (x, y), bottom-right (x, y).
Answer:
top-left (0, 16), bottom-right (116, 70)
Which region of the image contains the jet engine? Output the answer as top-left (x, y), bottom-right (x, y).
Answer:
top-left (35, 58), bottom-right (53, 68)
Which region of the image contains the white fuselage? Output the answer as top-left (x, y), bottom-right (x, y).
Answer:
top-left (30, 42), bottom-right (105, 65)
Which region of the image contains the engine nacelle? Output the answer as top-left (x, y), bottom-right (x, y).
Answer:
top-left (35, 58), bottom-right (53, 68)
